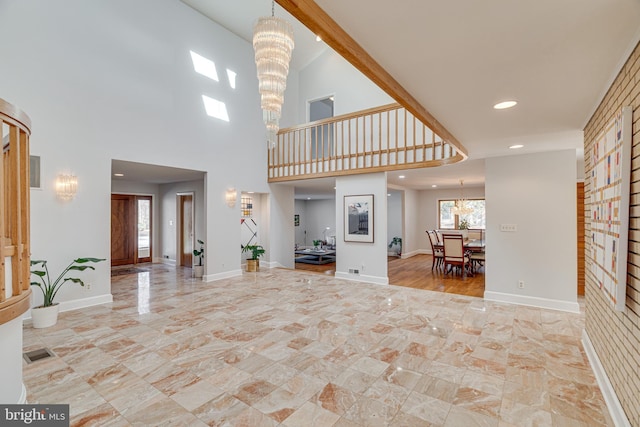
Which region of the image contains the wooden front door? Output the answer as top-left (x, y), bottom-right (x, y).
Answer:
top-left (111, 194), bottom-right (136, 266)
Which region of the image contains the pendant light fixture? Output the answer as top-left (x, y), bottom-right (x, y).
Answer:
top-left (451, 179), bottom-right (473, 216)
top-left (253, 0), bottom-right (294, 147)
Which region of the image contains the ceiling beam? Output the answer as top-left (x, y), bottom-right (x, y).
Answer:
top-left (275, 0), bottom-right (467, 158)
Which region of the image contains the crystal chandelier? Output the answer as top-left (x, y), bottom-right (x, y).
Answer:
top-left (253, 1), bottom-right (294, 147)
top-left (451, 179), bottom-right (473, 216)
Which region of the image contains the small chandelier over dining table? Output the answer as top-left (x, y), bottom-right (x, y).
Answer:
top-left (451, 179), bottom-right (473, 216)
top-left (253, 0), bottom-right (294, 147)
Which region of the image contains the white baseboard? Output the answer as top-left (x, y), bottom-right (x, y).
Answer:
top-left (400, 249), bottom-right (429, 259)
top-left (582, 330), bottom-right (631, 427)
top-left (335, 271), bottom-right (389, 285)
top-left (23, 294), bottom-right (114, 322)
top-left (484, 291), bottom-right (580, 313)
top-left (19, 384), bottom-right (27, 404)
top-left (263, 260), bottom-right (279, 268)
top-left (203, 269), bottom-right (242, 282)
top-left (155, 257), bottom-right (176, 265)
top-left (59, 294), bottom-right (114, 313)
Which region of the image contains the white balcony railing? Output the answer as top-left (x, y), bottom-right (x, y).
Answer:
top-left (268, 103), bottom-right (465, 182)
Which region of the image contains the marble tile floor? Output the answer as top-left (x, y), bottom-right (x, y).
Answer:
top-left (22, 265), bottom-right (613, 426)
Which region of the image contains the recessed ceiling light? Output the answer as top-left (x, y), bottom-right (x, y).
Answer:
top-left (307, 197), bottom-right (311, 200)
top-left (494, 100), bottom-right (517, 110)
top-left (114, 173), bottom-right (124, 177)
top-left (316, 35), bottom-right (322, 42)
top-left (247, 191), bottom-right (255, 194)
top-left (399, 175), bottom-right (405, 179)
top-left (509, 144), bottom-right (524, 149)
top-left (431, 184), bottom-right (437, 188)
top-left (387, 194), bottom-right (391, 197)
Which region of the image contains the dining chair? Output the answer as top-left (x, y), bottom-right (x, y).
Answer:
top-left (467, 229), bottom-right (481, 241)
top-left (469, 251), bottom-right (485, 273)
top-left (442, 233), bottom-right (471, 277)
top-left (426, 230), bottom-right (444, 270)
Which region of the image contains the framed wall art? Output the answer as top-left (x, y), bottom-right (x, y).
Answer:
top-left (344, 194), bottom-right (374, 243)
top-left (590, 106), bottom-right (632, 311)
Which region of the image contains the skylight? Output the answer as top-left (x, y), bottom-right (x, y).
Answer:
top-left (202, 95), bottom-right (229, 122)
top-left (226, 69), bottom-right (237, 89)
top-left (190, 51), bottom-right (219, 81)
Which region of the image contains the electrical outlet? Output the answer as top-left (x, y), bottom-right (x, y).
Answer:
top-left (349, 268), bottom-right (360, 275)
top-left (501, 224), bottom-right (517, 232)
top-left (85, 282), bottom-right (92, 291)
top-left (518, 280), bottom-right (524, 289)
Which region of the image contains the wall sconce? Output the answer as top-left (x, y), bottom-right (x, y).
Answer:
top-left (225, 188), bottom-right (237, 208)
top-left (56, 174), bottom-right (78, 200)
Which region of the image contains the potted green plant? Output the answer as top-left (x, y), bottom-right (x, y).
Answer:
top-left (388, 236), bottom-right (402, 257)
top-left (242, 244), bottom-right (265, 272)
top-left (458, 218), bottom-right (470, 240)
top-left (192, 239), bottom-right (204, 278)
top-left (313, 239), bottom-right (322, 250)
top-left (30, 257), bottom-right (105, 328)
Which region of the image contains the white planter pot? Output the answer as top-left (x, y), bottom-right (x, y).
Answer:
top-left (193, 265), bottom-right (204, 278)
top-left (31, 304), bottom-right (59, 329)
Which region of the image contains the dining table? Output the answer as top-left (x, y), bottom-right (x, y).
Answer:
top-left (434, 239), bottom-right (485, 252)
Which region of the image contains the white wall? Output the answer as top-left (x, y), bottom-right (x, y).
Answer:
top-left (294, 199), bottom-right (337, 246)
top-left (294, 199), bottom-right (308, 246)
top-left (158, 180), bottom-right (206, 263)
top-left (305, 199), bottom-right (337, 244)
top-left (485, 150), bottom-right (578, 312)
top-left (402, 189), bottom-right (420, 257)
top-left (0, 0), bottom-right (273, 305)
top-left (387, 191), bottom-right (403, 252)
top-left (335, 173), bottom-right (388, 284)
top-left (297, 50), bottom-right (393, 119)
top-left (0, 317), bottom-right (25, 404)
top-left (266, 184), bottom-right (295, 269)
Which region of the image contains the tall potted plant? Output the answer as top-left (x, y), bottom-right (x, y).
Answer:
top-left (30, 257), bottom-right (105, 328)
top-left (388, 236), bottom-right (402, 257)
top-left (192, 239), bottom-right (204, 278)
top-left (242, 244), bottom-right (265, 272)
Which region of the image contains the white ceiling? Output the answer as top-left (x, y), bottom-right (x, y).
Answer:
top-left (131, 1), bottom-right (640, 193)
top-left (111, 160), bottom-right (205, 185)
top-left (181, 0), bottom-right (327, 71)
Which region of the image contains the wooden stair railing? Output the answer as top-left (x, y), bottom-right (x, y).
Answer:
top-left (0, 98), bottom-right (32, 325)
top-left (268, 103), bottom-right (466, 182)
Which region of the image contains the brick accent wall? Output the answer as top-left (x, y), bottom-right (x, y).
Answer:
top-left (584, 41), bottom-right (640, 426)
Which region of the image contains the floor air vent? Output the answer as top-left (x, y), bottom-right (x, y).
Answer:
top-left (23, 348), bottom-right (55, 364)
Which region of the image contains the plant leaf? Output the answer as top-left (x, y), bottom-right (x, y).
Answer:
top-left (74, 258), bottom-right (106, 263)
top-left (68, 265), bottom-right (96, 272)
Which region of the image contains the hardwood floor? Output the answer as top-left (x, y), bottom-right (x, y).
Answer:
top-left (294, 254), bottom-right (485, 298)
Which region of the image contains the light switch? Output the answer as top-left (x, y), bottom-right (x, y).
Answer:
top-left (500, 224), bottom-right (517, 232)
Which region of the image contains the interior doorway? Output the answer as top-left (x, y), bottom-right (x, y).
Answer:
top-left (309, 96), bottom-right (334, 159)
top-left (111, 194), bottom-right (153, 266)
top-left (177, 193), bottom-right (194, 268)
